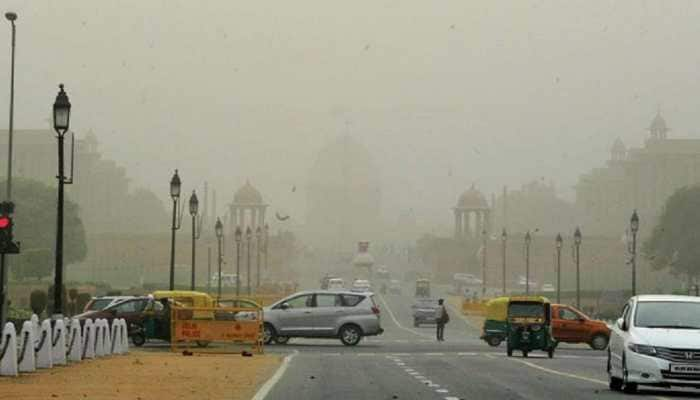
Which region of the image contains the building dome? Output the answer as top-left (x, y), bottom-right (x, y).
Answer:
top-left (649, 111), bottom-right (669, 139)
top-left (456, 185), bottom-right (488, 209)
top-left (611, 138), bottom-right (626, 153)
top-left (233, 181), bottom-right (263, 205)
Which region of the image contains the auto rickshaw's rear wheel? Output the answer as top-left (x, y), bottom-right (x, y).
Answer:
top-left (522, 350), bottom-right (528, 358)
top-left (487, 337), bottom-right (502, 347)
top-left (275, 336), bottom-right (290, 344)
top-left (507, 346), bottom-right (513, 357)
top-left (131, 333), bottom-right (146, 347)
top-left (547, 348), bottom-right (554, 358)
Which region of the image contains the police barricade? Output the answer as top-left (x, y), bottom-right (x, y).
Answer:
top-left (170, 305), bottom-right (263, 354)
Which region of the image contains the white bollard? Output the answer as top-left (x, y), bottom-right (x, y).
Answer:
top-left (110, 320), bottom-right (120, 354)
top-left (31, 314), bottom-right (40, 344)
top-left (0, 322), bottom-right (18, 376)
top-left (18, 321), bottom-right (36, 372)
top-left (36, 319), bottom-right (53, 369)
top-left (67, 319), bottom-right (82, 363)
top-left (103, 319), bottom-right (112, 356)
top-left (120, 319), bottom-right (129, 354)
top-left (82, 319), bottom-right (95, 360)
top-left (94, 319), bottom-right (105, 357)
top-left (51, 319), bottom-right (67, 365)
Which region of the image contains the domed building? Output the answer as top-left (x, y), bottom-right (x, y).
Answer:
top-left (306, 135), bottom-right (382, 248)
top-left (228, 181), bottom-right (267, 230)
top-left (454, 185), bottom-right (491, 239)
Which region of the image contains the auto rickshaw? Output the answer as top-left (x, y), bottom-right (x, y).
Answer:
top-left (480, 296), bottom-right (509, 347)
top-left (415, 278), bottom-right (431, 298)
top-left (132, 291), bottom-right (216, 347)
top-left (505, 296), bottom-right (555, 358)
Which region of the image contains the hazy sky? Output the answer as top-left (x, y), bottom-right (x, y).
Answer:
top-left (1, 0), bottom-right (699, 231)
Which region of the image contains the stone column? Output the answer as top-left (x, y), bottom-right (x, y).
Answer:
top-left (454, 210), bottom-right (462, 239)
top-left (251, 208), bottom-right (258, 230)
top-left (260, 207), bottom-right (266, 227)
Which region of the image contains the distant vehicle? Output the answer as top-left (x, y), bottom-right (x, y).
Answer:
top-left (415, 278), bottom-right (431, 298)
top-left (453, 273), bottom-right (482, 295)
top-left (83, 296), bottom-right (135, 313)
top-left (212, 273), bottom-right (238, 287)
top-left (263, 290), bottom-right (383, 346)
top-left (352, 279), bottom-right (372, 292)
top-left (541, 283), bottom-right (555, 293)
top-left (388, 280), bottom-right (402, 295)
top-left (412, 298), bottom-right (439, 327)
top-left (320, 275), bottom-right (339, 290)
top-left (328, 278), bottom-right (345, 290)
top-left (516, 276), bottom-right (537, 289)
top-left (608, 295), bottom-right (700, 393)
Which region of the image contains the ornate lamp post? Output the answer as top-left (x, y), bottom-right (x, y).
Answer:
top-left (235, 226), bottom-right (242, 297)
top-left (630, 210), bottom-right (639, 296)
top-left (246, 227), bottom-right (252, 295)
top-left (264, 224), bottom-right (269, 272)
top-left (481, 228), bottom-right (487, 297)
top-left (215, 218), bottom-right (223, 300)
top-left (188, 190), bottom-right (200, 290)
top-left (256, 226), bottom-right (262, 289)
top-left (52, 84), bottom-right (72, 317)
top-left (574, 227), bottom-right (582, 309)
top-left (168, 170), bottom-right (182, 290)
top-left (555, 233), bottom-right (563, 304)
top-left (501, 228), bottom-right (507, 295)
top-left (524, 231), bottom-right (532, 295)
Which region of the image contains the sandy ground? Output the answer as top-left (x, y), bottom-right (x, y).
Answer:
top-left (0, 350), bottom-right (282, 400)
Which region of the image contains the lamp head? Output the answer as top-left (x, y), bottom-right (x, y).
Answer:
top-left (574, 227), bottom-right (582, 245)
top-left (234, 226), bottom-right (242, 243)
top-left (630, 210), bottom-right (639, 233)
top-left (214, 217), bottom-right (223, 238)
top-left (52, 84), bottom-right (71, 134)
top-left (169, 169), bottom-right (181, 199)
top-left (188, 190), bottom-right (199, 216)
top-left (555, 233), bottom-right (563, 248)
top-left (5, 12), bottom-right (17, 21)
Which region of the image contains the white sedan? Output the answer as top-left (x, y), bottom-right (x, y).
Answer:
top-left (608, 295), bottom-right (700, 393)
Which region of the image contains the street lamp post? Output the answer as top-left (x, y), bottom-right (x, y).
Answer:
top-left (574, 227), bottom-right (582, 309)
top-left (0, 11), bottom-right (17, 329)
top-left (207, 247), bottom-right (211, 295)
top-left (501, 228), bottom-right (507, 295)
top-left (168, 170), bottom-right (182, 290)
top-left (246, 227), bottom-right (252, 296)
top-left (481, 228), bottom-right (487, 297)
top-left (256, 226), bottom-right (262, 289)
top-left (52, 84), bottom-right (71, 317)
top-left (188, 190), bottom-right (200, 290)
top-left (630, 210), bottom-right (639, 296)
top-left (263, 224), bottom-right (269, 272)
top-left (215, 218), bottom-right (223, 301)
top-left (235, 227), bottom-right (242, 297)
top-left (555, 233), bottom-right (563, 304)
top-left (524, 231), bottom-right (532, 295)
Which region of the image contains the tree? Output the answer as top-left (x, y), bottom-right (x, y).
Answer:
top-left (2, 178), bottom-right (87, 281)
top-left (643, 185), bottom-right (700, 279)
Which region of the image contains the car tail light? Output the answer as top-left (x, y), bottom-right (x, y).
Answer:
top-left (372, 306), bottom-right (380, 315)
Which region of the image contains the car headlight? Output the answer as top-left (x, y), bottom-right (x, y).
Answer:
top-left (628, 343), bottom-right (657, 356)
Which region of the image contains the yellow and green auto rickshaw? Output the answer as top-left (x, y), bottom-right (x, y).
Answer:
top-left (480, 296), bottom-right (509, 347)
top-left (415, 279), bottom-right (431, 298)
top-left (506, 296), bottom-right (555, 358)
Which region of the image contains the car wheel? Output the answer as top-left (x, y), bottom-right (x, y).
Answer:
top-left (263, 323), bottom-right (276, 345)
top-left (131, 333), bottom-right (146, 347)
top-left (487, 337), bottom-right (502, 347)
top-left (622, 353), bottom-right (638, 394)
top-left (590, 334), bottom-right (609, 350)
top-left (608, 349), bottom-right (623, 391)
top-left (275, 336), bottom-right (290, 345)
top-left (339, 324), bottom-right (362, 346)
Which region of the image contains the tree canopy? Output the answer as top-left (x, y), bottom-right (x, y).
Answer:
top-left (643, 185), bottom-right (700, 278)
top-left (2, 178), bottom-right (87, 281)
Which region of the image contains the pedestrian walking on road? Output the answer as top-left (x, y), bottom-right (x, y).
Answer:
top-left (436, 298), bottom-right (449, 341)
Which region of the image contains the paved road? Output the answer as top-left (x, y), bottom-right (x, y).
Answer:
top-left (263, 285), bottom-right (700, 400)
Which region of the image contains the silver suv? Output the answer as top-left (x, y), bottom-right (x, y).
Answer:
top-left (263, 290), bottom-right (384, 346)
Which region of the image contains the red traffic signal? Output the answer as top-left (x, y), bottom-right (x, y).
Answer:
top-left (0, 216), bottom-right (10, 229)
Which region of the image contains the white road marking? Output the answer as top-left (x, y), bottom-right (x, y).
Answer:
top-left (458, 352), bottom-right (477, 356)
top-left (251, 350), bottom-right (298, 400)
top-left (357, 353), bottom-right (373, 356)
top-left (436, 389), bottom-right (449, 393)
top-left (513, 358), bottom-right (607, 385)
top-left (424, 352), bottom-right (444, 356)
top-left (415, 375), bottom-right (426, 379)
top-left (377, 294), bottom-right (434, 339)
top-left (445, 397), bottom-right (461, 400)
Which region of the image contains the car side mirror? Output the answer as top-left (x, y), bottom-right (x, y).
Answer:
top-left (616, 317), bottom-right (626, 330)
top-left (280, 303), bottom-right (290, 310)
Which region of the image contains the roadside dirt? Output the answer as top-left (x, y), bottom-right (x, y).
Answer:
top-left (0, 350), bottom-right (282, 400)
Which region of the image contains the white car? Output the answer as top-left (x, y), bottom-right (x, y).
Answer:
top-left (608, 295), bottom-right (700, 393)
top-left (352, 279), bottom-right (372, 292)
top-left (328, 278), bottom-right (345, 290)
top-left (541, 283), bottom-right (555, 293)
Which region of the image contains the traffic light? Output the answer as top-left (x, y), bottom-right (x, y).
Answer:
top-left (0, 202), bottom-right (19, 254)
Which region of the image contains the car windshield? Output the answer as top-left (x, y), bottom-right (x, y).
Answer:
top-left (635, 301), bottom-right (700, 329)
top-left (508, 303), bottom-right (545, 318)
top-left (87, 298), bottom-right (115, 311)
